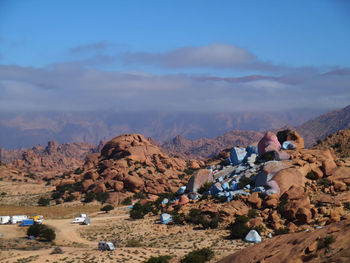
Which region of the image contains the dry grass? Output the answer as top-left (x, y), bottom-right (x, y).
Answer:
top-left (0, 204), bottom-right (100, 219)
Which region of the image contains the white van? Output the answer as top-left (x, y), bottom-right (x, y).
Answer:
top-left (72, 213), bottom-right (87, 224)
top-left (0, 216), bottom-right (11, 224)
top-left (98, 241), bottom-right (115, 251)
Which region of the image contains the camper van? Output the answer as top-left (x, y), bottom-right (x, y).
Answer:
top-left (72, 213), bottom-right (87, 224)
top-left (10, 215), bottom-right (28, 224)
top-left (98, 241), bottom-right (115, 251)
top-left (0, 216), bottom-right (11, 224)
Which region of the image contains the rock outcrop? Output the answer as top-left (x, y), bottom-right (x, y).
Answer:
top-left (53, 134), bottom-right (196, 203)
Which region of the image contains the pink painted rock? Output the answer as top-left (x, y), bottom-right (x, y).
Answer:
top-left (267, 180), bottom-right (280, 195)
top-left (258, 131), bottom-right (281, 155)
top-left (179, 195), bottom-right (190, 205)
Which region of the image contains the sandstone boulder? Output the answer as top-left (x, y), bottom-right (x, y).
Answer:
top-left (273, 168), bottom-right (305, 195)
top-left (186, 169), bottom-right (213, 193)
top-left (277, 129), bottom-right (305, 149)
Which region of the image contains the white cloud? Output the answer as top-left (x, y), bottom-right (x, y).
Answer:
top-left (0, 64), bottom-right (349, 112)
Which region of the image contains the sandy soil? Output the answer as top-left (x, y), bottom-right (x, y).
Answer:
top-left (0, 207), bottom-right (246, 263)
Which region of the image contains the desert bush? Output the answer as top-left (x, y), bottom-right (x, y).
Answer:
top-left (125, 238), bottom-right (143, 247)
top-left (274, 227), bottom-right (290, 236)
top-left (198, 182), bottom-right (214, 194)
top-left (317, 235), bottom-right (335, 250)
top-left (344, 202), bottom-right (350, 210)
top-left (144, 255), bottom-right (172, 263)
top-left (248, 209), bottom-right (258, 218)
top-left (228, 215), bottom-right (250, 239)
top-left (253, 225), bottom-right (265, 234)
top-left (84, 192), bottom-right (96, 203)
top-left (64, 194), bottom-right (75, 202)
top-left (38, 197), bottom-right (50, 206)
top-left (306, 171), bottom-right (317, 180)
top-left (145, 255), bottom-right (172, 263)
top-left (101, 205), bottom-right (114, 213)
top-left (51, 191), bottom-right (63, 200)
top-left (130, 202), bottom-right (156, 219)
top-left (50, 247), bottom-right (64, 254)
top-left (134, 192), bottom-right (146, 199)
top-left (95, 192), bottom-right (110, 204)
top-left (122, 196), bottom-right (132, 205)
top-left (27, 224), bottom-right (56, 241)
top-left (180, 248), bottom-right (214, 263)
top-left (183, 168), bottom-right (194, 175)
top-left (318, 178), bottom-right (332, 187)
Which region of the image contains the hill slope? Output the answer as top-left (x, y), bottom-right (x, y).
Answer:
top-left (296, 105), bottom-right (350, 147)
top-left (162, 130), bottom-right (263, 159)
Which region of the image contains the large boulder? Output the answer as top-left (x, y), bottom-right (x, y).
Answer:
top-left (272, 168), bottom-right (306, 195)
top-left (258, 131), bottom-right (281, 155)
top-left (124, 175), bottom-right (144, 192)
top-left (186, 169), bottom-right (213, 193)
top-left (277, 129), bottom-right (305, 149)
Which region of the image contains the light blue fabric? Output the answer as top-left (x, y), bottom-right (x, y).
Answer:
top-left (244, 230), bottom-right (261, 243)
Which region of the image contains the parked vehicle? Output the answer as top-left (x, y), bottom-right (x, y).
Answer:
top-left (72, 213), bottom-right (87, 224)
top-left (11, 215), bottom-right (28, 224)
top-left (30, 215), bottom-right (44, 224)
top-left (98, 241), bottom-right (115, 251)
top-left (19, 219), bottom-right (34, 226)
top-left (81, 217), bottom-right (90, 225)
top-left (0, 216), bottom-right (11, 224)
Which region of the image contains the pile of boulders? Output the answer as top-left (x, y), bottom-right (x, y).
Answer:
top-left (159, 129), bottom-right (350, 243)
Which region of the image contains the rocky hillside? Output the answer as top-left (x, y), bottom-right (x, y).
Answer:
top-left (162, 130), bottom-right (263, 160)
top-left (219, 218), bottom-right (350, 263)
top-left (0, 141), bottom-right (99, 177)
top-left (312, 128), bottom-right (350, 159)
top-left (296, 105), bottom-right (350, 147)
top-left (50, 134), bottom-right (203, 204)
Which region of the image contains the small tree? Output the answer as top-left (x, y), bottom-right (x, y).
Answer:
top-left (38, 197), bottom-right (50, 206)
top-left (84, 192), bottom-right (96, 203)
top-left (27, 224), bottom-right (56, 241)
top-left (101, 204), bottom-right (114, 213)
top-left (96, 192), bottom-right (110, 204)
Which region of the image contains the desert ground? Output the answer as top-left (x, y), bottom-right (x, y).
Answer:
top-left (0, 205), bottom-right (252, 263)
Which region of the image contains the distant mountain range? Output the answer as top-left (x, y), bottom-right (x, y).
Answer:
top-left (0, 109), bottom-right (325, 150)
top-left (296, 105), bottom-right (350, 147)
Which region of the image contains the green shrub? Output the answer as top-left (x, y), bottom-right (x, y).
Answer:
top-left (134, 192), bottom-right (146, 199)
top-left (183, 168), bottom-right (194, 175)
top-left (198, 182), bottom-right (214, 194)
top-left (101, 205), bottom-right (114, 213)
top-left (38, 197), bottom-right (50, 206)
top-left (122, 196), bottom-right (132, 205)
top-left (51, 191), bottom-right (62, 200)
top-left (317, 235), bottom-right (335, 250)
top-left (130, 202), bottom-right (157, 219)
top-left (125, 238), bottom-right (143, 247)
top-left (239, 177), bottom-right (253, 189)
top-left (180, 248), bottom-right (214, 263)
top-left (144, 255), bottom-right (172, 263)
top-left (344, 202), bottom-right (350, 210)
top-left (274, 227), bottom-right (289, 236)
top-left (277, 197), bottom-right (288, 215)
top-left (306, 171), bottom-right (317, 180)
top-left (64, 194), bottom-right (75, 202)
top-left (248, 209), bottom-right (258, 218)
top-left (253, 225), bottom-right (265, 234)
top-left (27, 224), bottom-right (56, 241)
top-left (228, 215), bottom-right (250, 239)
top-left (83, 192), bottom-right (96, 203)
top-left (318, 178), bottom-right (332, 187)
top-left (96, 192), bottom-right (110, 204)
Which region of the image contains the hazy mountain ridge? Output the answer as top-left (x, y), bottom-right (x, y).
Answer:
top-left (296, 105), bottom-right (350, 147)
top-left (0, 109), bottom-right (325, 150)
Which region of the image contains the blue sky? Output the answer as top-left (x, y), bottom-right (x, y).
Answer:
top-left (0, 0), bottom-right (349, 112)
